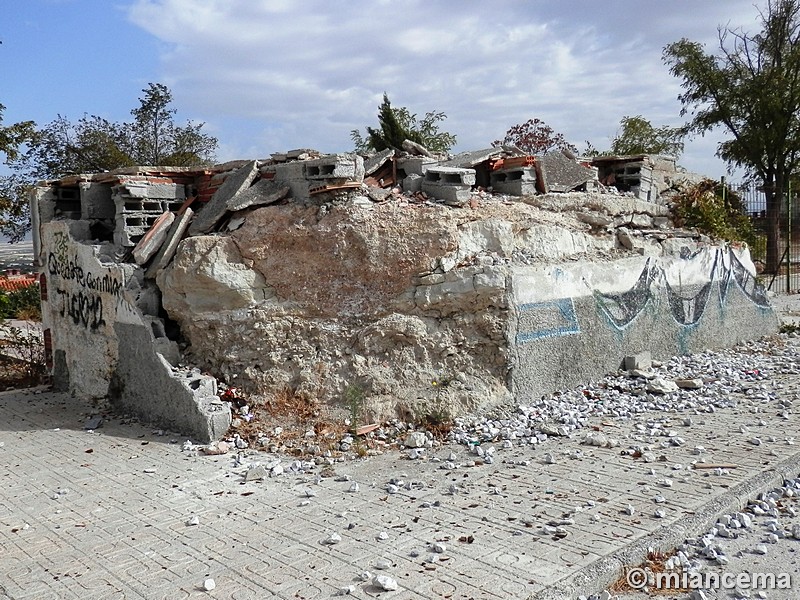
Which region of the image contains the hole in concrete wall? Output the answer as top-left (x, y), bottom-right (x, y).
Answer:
top-left (507, 171), bottom-right (524, 181)
top-left (425, 172), bottom-right (441, 182)
top-left (124, 200), bottom-right (144, 211)
top-left (89, 220), bottom-right (114, 243)
top-left (320, 164), bottom-right (335, 176)
top-left (396, 167), bottom-right (408, 180)
top-left (54, 186), bottom-right (81, 218)
top-left (142, 202), bottom-right (161, 211)
top-left (492, 173), bottom-right (508, 183)
top-left (159, 309), bottom-right (185, 344)
top-left (150, 320), bottom-right (166, 339)
top-left (474, 162), bottom-right (491, 189)
top-left (307, 166), bottom-right (320, 176)
top-left (442, 173), bottom-right (463, 184)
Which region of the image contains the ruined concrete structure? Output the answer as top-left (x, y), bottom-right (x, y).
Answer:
top-left (30, 147), bottom-right (777, 441)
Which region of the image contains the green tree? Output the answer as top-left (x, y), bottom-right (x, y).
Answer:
top-left (663, 0), bottom-right (800, 274)
top-left (610, 115), bottom-right (685, 157)
top-left (126, 83), bottom-right (217, 166)
top-left (492, 118), bottom-right (578, 156)
top-left (351, 93), bottom-right (456, 154)
top-left (3, 84), bottom-right (217, 241)
top-left (0, 104), bottom-right (36, 240)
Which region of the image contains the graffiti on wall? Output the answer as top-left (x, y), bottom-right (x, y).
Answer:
top-left (516, 247), bottom-right (770, 344)
top-left (46, 231), bottom-right (124, 332)
top-left (516, 297), bottom-right (581, 343)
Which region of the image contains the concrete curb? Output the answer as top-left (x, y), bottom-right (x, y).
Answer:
top-left (530, 450), bottom-right (800, 600)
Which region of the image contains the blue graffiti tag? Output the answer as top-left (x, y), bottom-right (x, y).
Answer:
top-left (516, 297), bottom-right (581, 344)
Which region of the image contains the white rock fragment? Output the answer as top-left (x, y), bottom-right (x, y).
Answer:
top-left (407, 448), bottom-right (424, 460)
top-left (404, 432), bottom-right (426, 448)
top-left (372, 574), bottom-right (398, 591)
top-left (647, 378), bottom-right (679, 394)
top-left (675, 378), bottom-right (703, 389)
top-left (624, 505), bottom-right (635, 516)
top-left (336, 585), bottom-right (355, 595)
top-left (348, 482), bottom-right (360, 493)
top-left (203, 578), bottom-right (216, 591)
top-left (431, 542), bottom-right (446, 553)
top-left (186, 515), bottom-right (200, 526)
top-left (322, 532), bottom-right (342, 545)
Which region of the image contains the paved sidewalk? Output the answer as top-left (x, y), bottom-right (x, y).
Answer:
top-left (1, 359), bottom-right (799, 600)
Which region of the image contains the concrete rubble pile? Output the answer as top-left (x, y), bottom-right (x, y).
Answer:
top-left (29, 142), bottom-right (778, 441)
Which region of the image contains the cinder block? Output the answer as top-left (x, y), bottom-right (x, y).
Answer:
top-left (490, 167), bottom-right (538, 196)
top-left (304, 153), bottom-right (365, 181)
top-left (403, 174), bottom-right (423, 193)
top-left (421, 181), bottom-right (472, 204)
top-left (424, 166), bottom-right (476, 187)
top-left (397, 157), bottom-right (437, 176)
top-left (273, 161), bottom-right (307, 181)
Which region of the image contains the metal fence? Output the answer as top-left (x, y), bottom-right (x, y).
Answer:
top-left (730, 180), bottom-right (799, 294)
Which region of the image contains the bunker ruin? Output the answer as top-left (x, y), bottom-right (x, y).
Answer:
top-left (30, 148), bottom-right (778, 441)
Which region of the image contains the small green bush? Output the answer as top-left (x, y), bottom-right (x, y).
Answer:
top-left (1, 284), bottom-right (41, 321)
top-left (671, 179), bottom-right (759, 248)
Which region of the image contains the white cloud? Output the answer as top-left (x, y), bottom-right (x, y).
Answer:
top-left (126, 0), bottom-right (763, 176)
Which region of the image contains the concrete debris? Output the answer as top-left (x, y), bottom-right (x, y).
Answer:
top-left (203, 578), bottom-right (216, 591)
top-left (537, 151), bottom-right (596, 193)
top-left (372, 574), bottom-right (398, 591)
top-left (321, 532), bottom-right (342, 545)
top-left (190, 160), bottom-right (259, 235)
top-left (646, 378), bottom-right (680, 394)
top-left (30, 140), bottom-right (777, 442)
top-left (624, 351), bottom-right (653, 372)
top-left (675, 378), bottom-right (704, 389)
top-left (244, 465), bottom-right (267, 481)
top-left (404, 431), bottom-right (427, 448)
top-left (83, 416), bottom-right (103, 430)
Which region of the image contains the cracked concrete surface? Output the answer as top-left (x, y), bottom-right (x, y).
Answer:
top-left (1, 333), bottom-right (799, 599)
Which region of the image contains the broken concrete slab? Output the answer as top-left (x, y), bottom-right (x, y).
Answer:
top-left (188, 160), bottom-right (259, 235)
top-left (440, 148), bottom-right (506, 169)
top-left (226, 179), bottom-right (290, 212)
top-left (402, 139), bottom-right (434, 158)
top-left (112, 322), bottom-right (231, 443)
top-left (132, 211), bottom-right (175, 265)
top-left (537, 152), bottom-right (596, 193)
top-left (363, 148), bottom-right (395, 177)
top-left (145, 207), bottom-right (194, 279)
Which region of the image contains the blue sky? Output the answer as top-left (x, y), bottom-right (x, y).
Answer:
top-left (2, 0), bottom-right (764, 177)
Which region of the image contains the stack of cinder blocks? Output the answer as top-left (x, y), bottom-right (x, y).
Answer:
top-left (112, 177), bottom-right (186, 246)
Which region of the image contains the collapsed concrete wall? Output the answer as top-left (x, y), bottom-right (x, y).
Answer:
top-left (36, 212), bottom-right (230, 442)
top-left (30, 149), bottom-right (778, 439)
